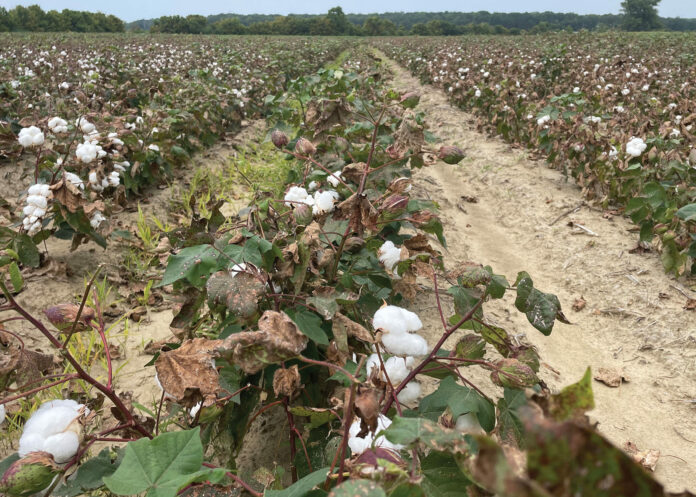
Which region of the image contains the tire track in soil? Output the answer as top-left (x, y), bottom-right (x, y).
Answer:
top-left (375, 49), bottom-right (696, 492)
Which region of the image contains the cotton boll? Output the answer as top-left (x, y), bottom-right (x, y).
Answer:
top-left (63, 172), bottom-right (84, 190)
top-left (311, 190), bottom-right (339, 215)
top-left (148, 144), bottom-right (160, 152)
top-left (90, 212), bottom-right (106, 229)
top-left (373, 306), bottom-right (423, 336)
top-left (284, 186), bottom-right (309, 207)
top-left (76, 141), bottom-right (98, 163)
top-left (348, 414), bottom-right (402, 455)
top-left (381, 331), bottom-right (429, 357)
top-left (107, 171), bottom-right (120, 187)
top-left (190, 402), bottom-right (202, 418)
top-left (75, 117), bottom-right (95, 134)
top-left (307, 181), bottom-right (318, 191)
top-left (44, 432), bottom-right (80, 463)
top-left (365, 354), bottom-right (412, 384)
top-left (0, 404), bottom-right (5, 425)
top-left (48, 117), bottom-right (68, 133)
top-left (18, 126), bottom-right (44, 148)
top-left (396, 381), bottom-right (421, 403)
top-left (626, 137), bottom-right (647, 158)
top-left (378, 241), bottom-right (401, 273)
top-left (455, 412), bottom-right (484, 434)
top-left (27, 195), bottom-right (48, 210)
top-left (327, 171), bottom-right (342, 187)
top-left (23, 205), bottom-right (36, 217)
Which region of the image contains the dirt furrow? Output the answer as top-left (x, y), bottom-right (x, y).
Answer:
top-left (376, 50), bottom-right (696, 492)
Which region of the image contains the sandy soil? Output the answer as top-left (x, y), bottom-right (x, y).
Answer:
top-left (376, 50), bottom-right (696, 492)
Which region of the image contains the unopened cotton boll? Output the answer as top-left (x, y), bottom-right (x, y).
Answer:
top-left (626, 137), bottom-right (647, 157)
top-left (396, 381), bottom-right (421, 403)
top-left (378, 241), bottom-right (401, 273)
top-left (348, 414), bottom-right (403, 454)
top-left (373, 305), bottom-right (423, 336)
top-left (18, 126), bottom-right (45, 148)
top-left (284, 186), bottom-right (309, 207)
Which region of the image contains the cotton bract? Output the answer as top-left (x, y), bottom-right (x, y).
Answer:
top-left (19, 399), bottom-right (89, 463)
top-left (18, 126), bottom-right (44, 148)
top-left (348, 414), bottom-right (403, 454)
top-left (626, 137), bottom-right (647, 158)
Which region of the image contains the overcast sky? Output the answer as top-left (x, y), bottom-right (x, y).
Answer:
top-left (5, 0), bottom-right (696, 22)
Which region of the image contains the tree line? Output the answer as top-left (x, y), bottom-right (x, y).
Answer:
top-left (0, 5), bottom-right (124, 32)
top-left (135, 6), bottom-right (696, 35)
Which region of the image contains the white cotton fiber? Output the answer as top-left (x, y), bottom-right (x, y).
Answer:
top-left (396, 380), bottom-right (421, 403)
top-left (347, 414), bottom-right (403, 455)
top-left (372, 305), bottom-right (423, 336)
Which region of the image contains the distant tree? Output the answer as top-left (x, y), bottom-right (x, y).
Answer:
top-left (326, 6), bottom-right (348, 34)
top-left (621, 0), bottom-right (663, 31)
top-left (213, 17), bottom-right (246, 34)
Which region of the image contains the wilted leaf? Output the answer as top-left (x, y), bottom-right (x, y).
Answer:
top-left (217, 311), bottom-right (308, 374)
top-left (206, 271), bottom-right (265, 319)
top-left (273, 365), bottom-right (301, 398)
top-left (155, 338), bottom-right (223, 409)
top-left (542, 367), bottom-right (594, 421)
top-left (593, 367), bottom-right (629, 388)
top-left (623, 442), bottom-right (660, 472)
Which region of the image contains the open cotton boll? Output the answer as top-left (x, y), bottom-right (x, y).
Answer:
top-left (365, 354), bottom-right (413, 384)
top-left (311, 190), bottom-right (339, 215)
top-left (190, 402), bottom-right (202, 418)
top-left (48, 117), bottom-right (68, 133)
top-left (76, 141), bottom-right (98, 163)
top-left (396, 381), bottom-right (421, 403)
top-left (28, 184), bottom-right (50, 197)
top-left (381, 331), bottom-right (429, 357)
top-left (455, 412), bottom-right (484, 434)
top-left (373, 305), bottom-right (423, 336)
top-left (378, 241), bottom-right (402, 274)
top-left (284, 186), bottom-right (309, 207)
top-left (348, 414), bottom-right (403, 455)
top-left (63, 172), bottom-right (84, 190)
top-left (75, 117), bottom-right (95, 134)
top-left (626, 137), bottom-right (647, 157)
top-left (19, 401), bottom-right (87, 463)
top-left (18, 126), bottom-right (45, 148)
top-left (90, 212), bottom-right (106, 229)
top-left (327, 171), bottom-right (342, 187)
top-left (0, 404), bottom-right (5, 425)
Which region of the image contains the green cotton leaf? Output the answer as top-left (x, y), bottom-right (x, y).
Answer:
top-left (103, 427), bottom-right (225, 497)
top-left (419, 376), bottom-right (479, 421)
top-left (8, 262), bottom-right (23, 292)
top-left (289, 407), bottom-right (333, 429)
top-left (382, 417), bottom-right (465, 453)
top-left (159, 245), bottom-right (220, 288)
top-left (514, 271), bottom-right (569, 335)
top-left (547, 367), bottom-right (595, 422)
top-left (419, 377), bottom-right (495, 432)
top-left (447, 286), bottom-right (483, 321)
top-left (485, 267), bottom-right (509, 299)
top-left (223, 237), bottom-right (265, 268)
top-left (419, 217), bottom-right (446, 247)
top-left (328, 479), bottom-right (386, 497)
top-left (287, 308), bottom-right (329, 345)
top-left (677, 203), bottom-right (696, 222)
top-left (55, 448), bottom-right (121, 497)
top-left (265, 468), bottom-right (330, 497)
top-left (13, 233), bottom-right (40, 268)
top-left (496, 389), bottom-right (526, 448)
top-left (420, 451), bottom-right (472, 497)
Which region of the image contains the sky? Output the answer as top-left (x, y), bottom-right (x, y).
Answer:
top-left (4, 0), bottom-right (696, 22)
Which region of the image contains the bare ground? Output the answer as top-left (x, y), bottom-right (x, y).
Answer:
top-left (376, 50), bottom-right (696, 492)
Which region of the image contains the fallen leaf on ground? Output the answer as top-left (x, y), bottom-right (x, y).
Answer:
top-left (623, 441), bottom-right (660, 472)
top-left (572, 296), bottom-right (587, 311)
top-left (684, 299), bottom-right (696, 311)
top-left (594, 367), bottom-right (629, 388)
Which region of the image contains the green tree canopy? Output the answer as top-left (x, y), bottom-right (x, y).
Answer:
top-left (621, 0), bottom-right (663, 31)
